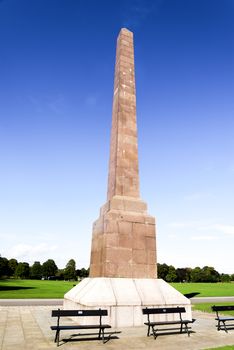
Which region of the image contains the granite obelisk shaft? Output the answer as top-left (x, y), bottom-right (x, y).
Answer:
top-left (107, 28), bottom-right (139, 199)
top-left (89, 28), bottom-right (157, 278)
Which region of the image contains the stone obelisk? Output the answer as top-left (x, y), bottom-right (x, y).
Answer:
top-left (89, 29), bottom-right (157, 279)
top-left (64, 28), bottom-right (192, 327)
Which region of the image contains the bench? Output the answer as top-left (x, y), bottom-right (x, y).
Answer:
top-left (51, 308), bottom-right (111, 346)
top-left (212, 305), bottom-right (234, 333)
top-left (142, 307), bottom-right (195, 339)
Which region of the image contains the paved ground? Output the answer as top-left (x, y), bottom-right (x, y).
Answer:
top-left (0, 305), bottom-right (234, 350)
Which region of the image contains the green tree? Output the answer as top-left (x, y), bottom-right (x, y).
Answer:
top-left (56, 269), bottom-right (65, 280)
top-left (176, 268), bottom-right (191, 282)
top-left (165, 265), bottom-right (177, 282)
top-left (64, 259), bottom-right (76, 280)
top-left (30, 261), bottom-right (42, 279)
top-left (8, 258), bottom-right (18, 276)
top-left (0, 256), bottom-right (9, 277)
top-left (157, 263), bottom-right (169, 280)
top-left (190, 267), bottom-right (203, 282)
top-left (220, 273), bottom-right (231, 282)
top-left (77, 267), bottom-right (89, 279)
top-left (15, 262), bottom-right (30, 279)
top-left (42, 259), bottom-right (58, 278)
top-left (201, 266), bottom-right (220, 282)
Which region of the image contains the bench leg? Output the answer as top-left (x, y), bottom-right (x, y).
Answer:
top-left (147, 325), bottom-right (150, 337)
top-left (184, 323), bottom-right (190, 337)
top-left (222, 321), bottom-right (228, 333)
top-left (98, 327), bottom-right (101, 339)
top-left (152, 326), bottom-right (157, 339)
top-left (54, 329), bottom-right (60, 347)
top-left (98, 327), bottom-right (105, 343)
top-left (101, 328), bottom-right (105, 343)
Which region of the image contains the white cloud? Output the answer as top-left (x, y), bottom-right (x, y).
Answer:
top-left (207, 224), bottom-right (234, 235)
top-left (167, 221), bottom-right (200, 229)
top-left (190, 235), bottom-right (218, 241)
top-left (167, 221), bottom-right (234, 236)
top-left (184, 193), bottom-right (213, 201)
top-left (6, 243), bottom-right (57, 262)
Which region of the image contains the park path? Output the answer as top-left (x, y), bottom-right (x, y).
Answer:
top-left (0, 306), bottom-right (234, 350)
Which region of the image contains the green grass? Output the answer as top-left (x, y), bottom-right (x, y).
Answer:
top-left (0, 279), bottom-right (76, 298)
top-left (192, 302), bottom-right (234, 315)
top-left (1, 280), bottom-right (234, 299)
top-left (171, 282), bottom-right (234, 297)
top-left (205, 346), bottom-right (234, 350)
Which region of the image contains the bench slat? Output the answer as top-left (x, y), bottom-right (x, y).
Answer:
top-left (51, 309), bottom-right (108, 317)
top-left (212, 306), bottom-right (234, 312)
top-left (51, 324), bottom-right (111, 330)
top-left (142, 307), bottom-right (186, 315)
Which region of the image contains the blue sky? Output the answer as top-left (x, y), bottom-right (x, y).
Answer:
top-left (0, 0), bottom-right (233, 273)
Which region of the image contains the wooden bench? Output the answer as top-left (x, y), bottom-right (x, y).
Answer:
top-left (142, 307), bottom-right (195, 339)
top-left (51, 308), bottom-right (111, 346)
top-left (212, 305), bottom-right (234, 333)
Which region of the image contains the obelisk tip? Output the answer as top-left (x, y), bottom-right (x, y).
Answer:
top-left (119, 27), bottom-right (133, 36)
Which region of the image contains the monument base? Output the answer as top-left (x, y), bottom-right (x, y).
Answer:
top-left (64, 278), bottom-right (192, 327)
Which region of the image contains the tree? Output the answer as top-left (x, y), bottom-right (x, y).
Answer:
top-left (64, 259), bottom-right (76, 280)
top-left (0, 256), bottom-right (9, 277)
top-left (30, 261), bottom-right (42, 279)
top-left (220, 274), bottom-right (231, 282)
top-left (42, 259), bottom-right (58, 278)
top-left (190, 267), bottom-right (203, 282)
top-left (15, 262), bottom-right (30, 279)
top-left (56, 269), bottom-right (65, 280)
top-left (8, 258), bottom-right (18, 276)
top-left (165, 265), bottom-right (177, 282)
top-left (201, 266), bottom-right (220, 283)
top-left (190, 266), bottom-right (220, 282)
top-left (76, 267), bottom-right (89, 279)
top-left (157, 263), bottom-right (169, 280)
top-left (176, 268), bottom-right (191, 282)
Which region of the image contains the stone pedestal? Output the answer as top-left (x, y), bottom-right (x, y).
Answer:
top-left (64, 278), bottom-right (192, 327)
top-left (89, 195), bottom-right (157, 278)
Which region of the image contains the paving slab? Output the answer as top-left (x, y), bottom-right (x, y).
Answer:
top-left (0, 306), bottom-right (234, 350)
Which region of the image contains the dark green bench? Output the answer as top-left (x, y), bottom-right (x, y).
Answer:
top-left (212, 305), bottom-right (234, 333)
top-left (51, 308), bottom-right (111, 346)
top-left (142, 306), bottom-right (195, 339)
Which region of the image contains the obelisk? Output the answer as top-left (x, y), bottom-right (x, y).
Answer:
top-left (64, 28), bottom-right (192, 327)
top-left (89, 28), bottom-right (157, 278)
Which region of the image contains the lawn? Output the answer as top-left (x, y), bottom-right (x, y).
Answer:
top-left (192, 302), bottom-right (234, 315)
top-left (0, 279), bottom-right (76, 298)
top-left (0, 280), bottom-right (234, 299)
top-left (171, 282), bottom-right (234, 297)
top-left (205, 347), bottom-right (234, 350)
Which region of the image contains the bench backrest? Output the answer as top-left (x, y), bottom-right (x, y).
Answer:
top-left (51, 309), bottom-right (108, 318)
top-left (212, 305), bottom-right (234, 313)
top-left (142, 307), bottom-right (186, 315)
top-left (142, 307), bottom-right (186, 323)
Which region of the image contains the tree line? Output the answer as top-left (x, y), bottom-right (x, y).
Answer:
top-left (0, 256), bottom-right (89, 280)
top-left (157, 263), bottom-right (234, 283)
top-left (1, 255), bottom-right (234, 282)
